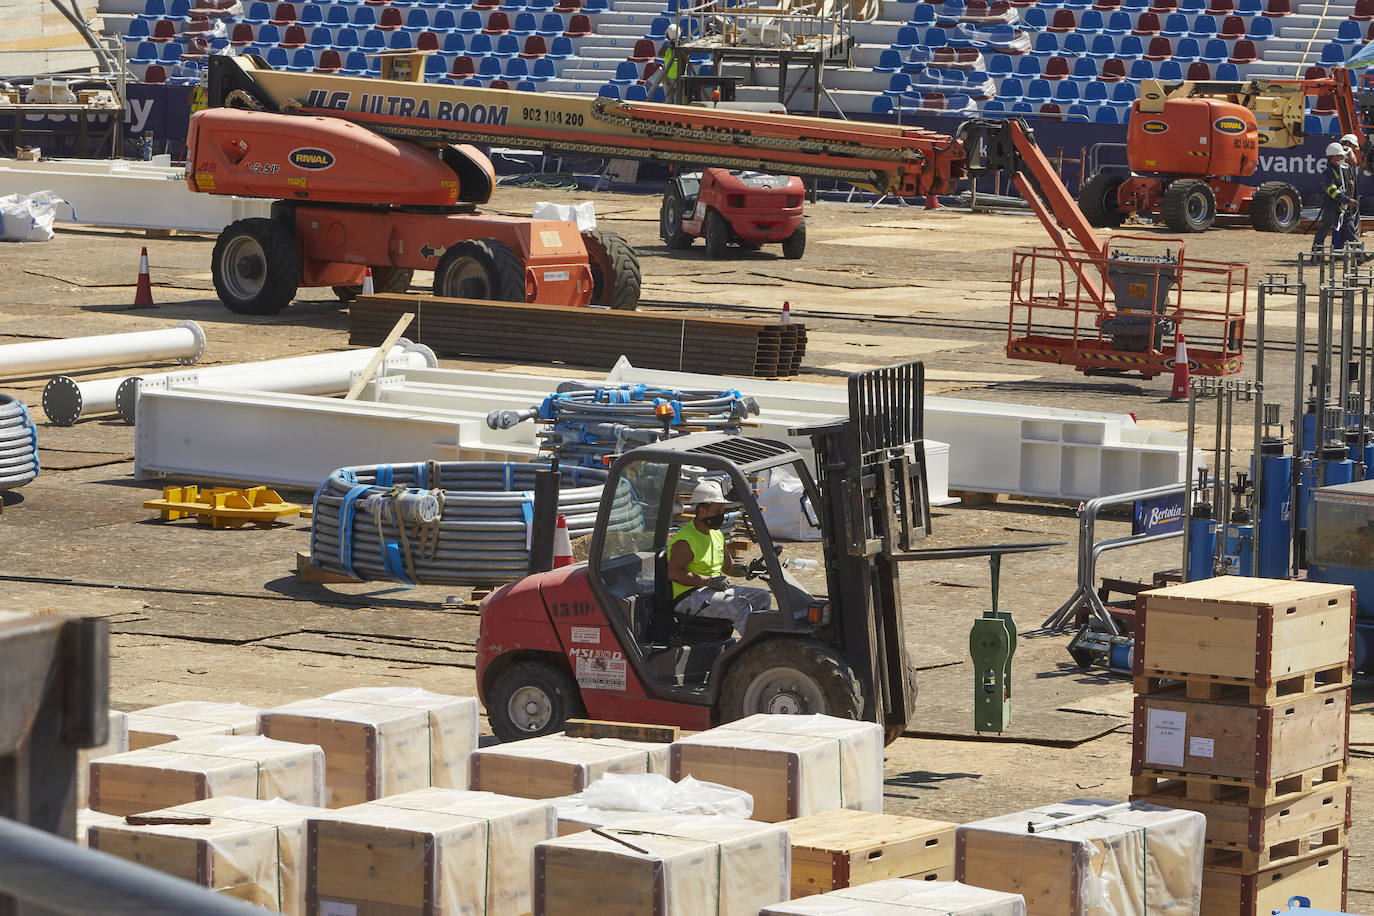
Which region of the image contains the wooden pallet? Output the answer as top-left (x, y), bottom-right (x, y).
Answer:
top-left (350, 294), bottom-right (808, 378)
top-left (1133, 661), bottom-right (1352, 706)
top-left (1201, 825), bottom-right (1346, 874)
top-left (1134, 780), bottom-right (1351, 854)
top-left (1200, 846), bottom-right (1347, 916)
top-left (1132, 761), bottom-right (1347, 807)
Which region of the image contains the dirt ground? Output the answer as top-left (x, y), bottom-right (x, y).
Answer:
top-left (2, 189), bottom-right (1371, 910)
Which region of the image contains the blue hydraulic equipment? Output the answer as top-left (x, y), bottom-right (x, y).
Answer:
top-left (1273, 896), bottom-right (1356, 915)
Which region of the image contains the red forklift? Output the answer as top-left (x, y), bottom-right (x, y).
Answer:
top-left (660, 169), bottom-right (807, 259)
top-left (474, 362), bottom-right (929, 743)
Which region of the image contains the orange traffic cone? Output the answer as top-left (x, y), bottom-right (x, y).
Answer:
top-left (133, 247), bottom-right (154, 307)
top-left (553, 514), bottom-right (573, 567)
top-left (925, 193), bottom-right (941, 210)
top-left (361, 266), bottom-right (375, 296)
top-left (1169, 330), bottom-right (1190, 400)
top-left (780, 300), bottom-right (791, 324)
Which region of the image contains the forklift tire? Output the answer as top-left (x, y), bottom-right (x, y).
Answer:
top-left (719, 638), bottom-right (864, 722)
top-left (432, 239), bottom-right (526, 301)
top-left (331, 266), bottom-right (414, 303)
top-left (1249, 182), bottom-right (1302, 234)
top-left (704, 210), bottom-right (730, 259)
top-left (781, 219), bottom-right (806, 260)
top-left (486, 659), bottom-right (586, 742)
top-left (582, 228), bottom-right (642, 310)
top-left (211, 218), bottom-right (300, 315)
top-left (1160, 179), bottom-right (1216, 233)
top-left (661, 186), bottom-right (694, 250)
top-left (1077, 173), bottom-right (1128, 228)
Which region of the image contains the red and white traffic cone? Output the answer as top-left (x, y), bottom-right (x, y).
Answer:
top-left (553, 513), bottom-right (573, 567)
top-left (1168, 330), bottom-right (1190, 400)
top-left (780, 300), bottom-right (791, 324)
top-left (133, 247), bottom-right (154, 307)
top-left (925, 193), bottom-right (941, 210)
top-left (361, 266), bottom-right (375, 296)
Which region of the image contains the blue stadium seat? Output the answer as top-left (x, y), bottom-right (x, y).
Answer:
top-left (1074, 56), bottom-right (1098, 76)
top-left (131, 40), bottom-right (160, 61)
top-left (493, 33), bottom-right (518, 54)
top-left (341, 50), bottom-right (368, 73)
top-left (1112, 80), bottom-right (1138, 101)
top-left (478, 55), bottom-right (502, 77)
top-left (651, 85), bottom-right (665, 102)
top-left (265, 45), bottom-right (289, 66)
top-left (989, 52), bottom-right (1013, 75)
top-left (597, 82), bottom-right (619, 98)
top-left (140, 0), bottom-right (166, 17)
top-left (1062, 32), bottom-right (1088, 53)
top-left (1161, 12), bottom-right (1188, 34)
top-left (875, 48), bottom-right (903, 72)
top-left (360, 28), bottom-right (385, 49)
top-left (647, 15), bottom-right (669, 39)
top-left (469, 32), bottom-right (493, 52)
top-left (537, 12), bottom-right (563, 34)
top-left (1190, 13), bottom-right (1216, 35)
top-left (1178, 0), bottom-right (1204, 10)
top-left (1121, 0), bottom-right (1147, 10)
top-left (1337, 19), bottom-right (1362, 42)
top-left (871, 95), bottom-right (896, 115)
top-left (256, 22), bottom-right (281, 42)
top-left (1200, 37), bottom-right (1226, 61)
top-left (1304, 114), bottom-right (1324, 133)
top-left (1088, 34), bottom-right (1115, 57)
top-left (504, 55), bottom-right (529, 77)
top-left (512, 79), bottom-right (536, 91)
top-left (127, 18), bottom-right (151, 38)
top-left (1067, 103), bottom-right (1092, 120)
top-left (1079, 8), bottom-right (1104, 30)
top-left (892, 25), bottom-right (918, 50)
top-left (241, 0), bottom-right (269, 21)
top-left (351, 5), bottom-right (375, 26)
top-left (511, 12), bottom-right (537, 34)
top-left (425, 54), bottom-right (448, 76)
top-left (307, 25), bottom-right (332, 44)
top-left (1083, 79), bottom-right (1108, 100)
top-left (884, 72), bottom-right (912, 95)
top-left (1012, 101), bottom-right (1034, 113)
top-left (287, 47), bottom-right (314, 69)
top-left (624, 82), bottom-right (648, 100)
top-left (1246, 16), bottom-right (1273, 37)
top-left (1023, 77), bottom-right (1052, 100)
top-left (443, 31), bottom-right (466, 51)
top-left (1118, 34), bottom-right (1143, 55)
top-left (1020, 5), bottom-right (1048, 27)
top-left (1095, 105), bottom-right (1120, 122)
top-left (1016, 54), bottom-right (1042, 75)
top-left (998, 76), bottom-right (1024, 97)
top-left (1236, 0), bottom-right (1260, 11)
top-left (1104, 11), bottom-right (1131, 32)
top-left (1214, 61), bottom-right (1239, 79)
top-left (1158, 58), bottom-right (1183, 78)
top-left (611, 59), bottom-right (638, 82)
top-left (404, 8), bottom-right (428, 28)
top-left (531, 56), bottom-right (556, 78)
top-left (297, 3), bottom-right (322, 24)
top-left (1320, 41), bottom-right (1348, 65)
top-left (388, 30), bottom-right (412, 48)
top-left (911, 2), bottom-right (936, 23)
top-left (458, 9), bottom-right (482, 30)
top-left (1053, 80), bottom-right (1081, 100)
top-left (325, 5), bottom-right (348, 25)
top-left (1033, 31), bottom-right (1058, 53)
top-left (984, 98), bottom-right (1006, 112)
top-left (1174, 36), bottom-right (1201, 58)
top-left (938, 0), bottom-right (965, 23)
top-left (548, 35), bottom-right (573, 57)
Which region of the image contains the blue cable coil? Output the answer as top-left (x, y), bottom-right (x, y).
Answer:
top-left (0, 394), bottom-right (40, 490)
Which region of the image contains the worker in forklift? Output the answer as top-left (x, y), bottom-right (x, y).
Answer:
top-left (1314, 142), bottom-right (1354, 254)
top-left (667, 479), bottom-right (771, 633)
top-left (1341, 133), bottom-right (1363, 242)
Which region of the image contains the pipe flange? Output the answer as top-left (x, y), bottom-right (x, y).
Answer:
top-left (115, 377), bottom-right (143, 425)
top-left (41, 376), bottom-right (82, 427)
top-left (403, 342), bottom-right (437, 367)
top-left (175, 319), bottom-right (207, 366)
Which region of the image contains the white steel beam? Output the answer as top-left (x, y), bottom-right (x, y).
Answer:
top-left (0, 320), bottom-right (204, 379)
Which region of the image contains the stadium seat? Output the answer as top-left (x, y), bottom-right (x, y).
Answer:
top-left (1020, 5), bottom-right (1048, 26)
top-left (1088, 34), bottom-right (1116, 56)
top-left (535, 12), bottom-right (563, 33)
top-left (548, 34), bottom-right (573, 56)
top-left (1186, 60), bottom-right (1211, 77)
top-left (1179, 0), bottom-right (1204, 12)
top-left (458, 9), bottom-right (483, 30)
top-left (1158, 59), bottom-right (1183, 78)
top-left (1214, 61), bottom-right (1239, 78)
top-left (988, 52), bottom-right (1013, 74)
top-left (983, 99), bottom-right (1006, 112)
top-left (1236, 0), bottom-right (1260, 10)
top-left (1062, 31), bottom-right (1089, 53)
top-left (884, 72), bottom-right (912, 96)
top-left (1033, 32), bottom-right (1059, 54)
top-left (148, 18), bottom-right (176, 41)
top-left (476, 55), bottom-right (501, 77)
top-left (504, 56), bottom-right (529, 77)
top-left (269, 2), bottom-right (296, 25)
top-left (1053, 79), bottom-right (1080, 100)
top-left (256, 22), bottom-right (281, 42)
top-left (520, 34), bottom-right (547, 56)
top-left (1129, 57), bottom-right (1155, 77)
top-left (610, 59), bottom-right (638, 83)
top-left (230, 22), bottom-right (254, 43)
top-left (1246, 14), bottom-right (1273, 36)
top-left (144, 63), bottom-right (168, 82)
top-left (1263, 0), bottom-right (1290, 15)
top-left (1117, 33), bottom-right (1144, 54)
top-left (1039, 102), bottom-right (1063, 118)
top-left (1336, 19), bottom-right (1362, 42)
top-left (404, 8), bottom-right (428, 28)
top-left (553, 0), bottom-right (579, 11)
top-left (1320, 41), bottom-right (1347, 64)
top-left (1100, 57), bottom-right (1127, 79)
top-left (1023, 77), bottom-right (1052, 100)
top-left (1048, 9), bottom-right (1076, 29)
top-left (305, 26), bottom-right (331, 46)
top-left (1016, 54), bottom-right (1042, 75)
top-left (1068, 103), bottom-right (1092, 120)
top-left (876, 47), bottom-right (903, 72)
top-left (1150, 0), bottom-right (1176, 11)
top-left (1121, 0), bottom-right (1148, 10)
top-left (997, 76), bottom-right (1024, 97)
top-left (1354, 0), bottom-right (1374, 19)
top-left (1112, 80), bottom-right (1137, 101)
top-left (624, 83), bottom-right (648, 101)
top-left (1079, 9), bottom-right (1105, 30)
top-left (1191, 13), bottom-right (1216, 35)
top-left (1044, 55), bottom-right (1070, 78)
top-left (1145, 35), bottom-right (1172, 57)
top-left (469, 32), bottom-right (493, 52)
top-left (508, 11), bottom-right (536, 34)
top-left (1305, 65), bottom-right (1329, 79)
top-left (1132, 11), bottom-right (1160, 32)
top-left (922, 27), bottom-right (948, 45)
top-left (441, 31), bottom-right (466, 51)
top-left (1206, 0), bottom-right (1232, 11)
top-left (324, 4), bottom-right (347, 25)
top-left (1161, 12), bottom-right (1188, 34)
top-left (448, 54), bottom-right (475, 77)
top-left (360, 28), bottom-right (386, 50)
top-left (416, 30), bottom-right (439, 50)
top-left (314, 48), bottom-right (342, 71)
top-left (1200, 37), bottom-right (1226, 60)
top-left (1083, 78), bottom-right (1109, 100)
top-left (1094, 0), bottom-right (1121, 9)
top-left (341, 50), bottom-right (367, 73)
top-left (921, 92), bottom-right (947, 109)
top-left (563, 13), bottom-right (590, 35)
top-left (494, 33), bottom-right (520, 55)
top-left (1313, 90), bottom-right (1338, 113)
top-left (1012, 101), bottom-right (1034, 112)
top-left (1074, 56), bottom-right (1098, 76)
top-left (531, 56), bottom-right (556, 78)
top-left (351, 5), bottom-right (376, 26)
top-left (1095, 105), bottom-right (1119, 122)
top-left (264, 45), bottom-right (289, 66)
top-left (241, 0), bottom-right (268, 21)
top-left (1104, 11), bottom-right (1132, 32)
top-left (483, 11), bottom-right (510, 33)
top-left (911, 2), bottom-right (937, 22)
top-left (893, 25), bottom-right (919, 50)
top-left (387, 30), bottom-right (412, 48)
top-left (279, 24), bottom-right (307, 46)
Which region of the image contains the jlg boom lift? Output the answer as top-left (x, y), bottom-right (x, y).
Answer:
top-left (196, 54), bottom-right (1247, 377)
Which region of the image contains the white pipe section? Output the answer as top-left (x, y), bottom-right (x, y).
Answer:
top-left (1, 320), bottom-right (205, 380)
top-left (42, 342), bottom-right (437, 426)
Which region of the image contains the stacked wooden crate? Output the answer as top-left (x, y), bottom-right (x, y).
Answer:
top-left (782, 810), bottom-right (956, 898)
top-left (1129, 577), bottom-right (1354, 916)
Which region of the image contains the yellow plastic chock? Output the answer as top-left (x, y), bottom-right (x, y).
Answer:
top-left (144, 485), bottom-right (303, 529)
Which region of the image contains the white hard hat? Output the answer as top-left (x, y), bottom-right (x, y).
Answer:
top-left (690, 479), bottom-right (728, 505)
top-left (1342, 133), bottom-right (1360, 147)
top-left (1327, 141), bottom-right (1347, 158)
top-left (665, 22), bottom-right (679, 41)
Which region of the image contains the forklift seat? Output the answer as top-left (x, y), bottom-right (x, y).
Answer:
top-left (650, 548), bottom-right (734, 644)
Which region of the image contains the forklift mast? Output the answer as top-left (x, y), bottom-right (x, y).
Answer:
top-left (802, 361), bottom-right (930, 741)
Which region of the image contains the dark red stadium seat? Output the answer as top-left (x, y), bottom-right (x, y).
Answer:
top-left (1100, 57), bottom-right (1127, 80)
top-left (1149, 0), bottom-right (1176, 12)
top-left (230, 22), bottom-right (254, 44)
top-left (1186, 61), bottom-right (1211, 78)
top-left (923, 92), bottom-right (946, 109)
top-left (489, 78), bottom-right (510, 88)
top-left (1132, 11), bottom-right (1161, 32)
top-left (449, 55), bottom-right (475, 77)
top-left (1049, 8), bottom-right (1076, 30)
top-left (628, 38), bottom-right (654, 61)
top-left (1263, 0), bottom-right (1291, 16)
top-left (144, 64), bottom-right (168, 82)
top-left (416, 30), bottom-right (439, 49)
top-left (482, 10), bottom-right (510, 32)
top-left (553, 0), bottom-right (579, 12)
top-left (149, 18), bottom-right (177, 40)
top-left (1144, 35), bottom-right (1172, 59)
top-left (1218, 14), bottom-right (1245, 36)
top-left (315, 48), bottom-right (342, 71)
top-left (1093, 0), bottom-right (1121, 11)
top-left (1228, 38), bottom-right (1257, 61)
top-left (279, 24), bottom-right (307, 46)
top-left (377, 6), bottom-right (402, 29)
top-left (563, 12), bottom-right (591, 34)
top-left (1044, 56), bottom-right (1070, 79)
top-left (269, 1), bottom-right (295, 24)
top-left (1204, 0), bottom-right (1232, 14)
top-left (520, 35), bottom-right (548, 57)
top-left (1039, 102), bottom-right (1063, 119)
top-left (1353, 0), bottom-right (1374, 20)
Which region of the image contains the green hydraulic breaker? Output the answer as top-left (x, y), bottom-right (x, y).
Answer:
top-left (970, 552), bottom-right (1016, 733)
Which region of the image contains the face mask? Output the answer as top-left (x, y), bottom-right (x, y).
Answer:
top-left (704, 512), bottom-right (727, 529)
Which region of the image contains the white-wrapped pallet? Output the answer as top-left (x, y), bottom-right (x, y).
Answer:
top-left (669, 714), bottom-right (884, 821)
top-left (127, 701), bottom-right (261, 749)
top-left (77, 710), bottom-right (128, 809)
top-left (306, 787), bottom-right (556, 915)
top-left (761, 878), bottom-right (1027, 915)
top-left (470, 733), bottom-right (669, 799)
top-left (955, 799), bottom-right (1206, 916)
top-left (259, 686), bottom-right (480, 807)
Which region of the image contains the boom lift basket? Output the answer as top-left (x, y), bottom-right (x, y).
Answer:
top-left (1007, 237), bottom-right (1247, 378)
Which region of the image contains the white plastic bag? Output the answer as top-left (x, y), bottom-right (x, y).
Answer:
top-left (757, 466), bottom-right (822, 541)
top-left (0, 190), bottom-right (70, 242)
top-left (533, 200), bottom-right (596, 232)
top-left (578, 772), bottom-right (754, 818)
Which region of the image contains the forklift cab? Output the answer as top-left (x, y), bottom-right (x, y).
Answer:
top-left (588, 433), bottom-right (825, 690)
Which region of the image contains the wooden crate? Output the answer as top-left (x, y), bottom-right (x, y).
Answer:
top-left (88, 735), bottom-right (325, 816)
top-left (669, 714), bottom-right (884, 822)
top-left (533, 817), bottom-right (789, 916)
top-left (469, 734), bottom-right (669, 799)
top-left (76, 808), bottom-right (123, 846)
top-left (259, 687), bottom-right (479, 807)
top-left (88, 797), bottom-right (330, 914)
top-left (306, 788), bottom-right (555, 916)
top-left (1131, 761), bottom-right (1346, 808)
top-left (127, 701), bottom-right (261, 749)
top-left (1200, 846), bottom-right (1347, 916)
top-left (1131, 689), bottom-right (1349, 787)
top-left (760, 878), bottom-right (1026, 915)
top-left (1133, 661), bottom-right (1351, 706)
top-left (1135, 779), bottom-right (1350, 863)
top-left (1135, 578), bottom-right (1353, 686)
top-left (78, 710), bottom-right (128, 809)
top-left (955, 799), bottom-right (1206, 916)
top-left (783, 809), bottom-right (956, 897)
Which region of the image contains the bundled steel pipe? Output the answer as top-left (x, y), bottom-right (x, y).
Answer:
top-left (0, 394), bottom-right (39, 490)
top-left (309, 461), bottom-right (641, 586)
top-left (487, 383), bottom-right (759, 467)
top-left (42, 342), bottom-right (437, 426)
top-left (0, 320), bottom-right (205, 381)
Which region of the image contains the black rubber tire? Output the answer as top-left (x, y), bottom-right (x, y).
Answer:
top-left (1249, 181), bottom-right (1302, 234)
top-left (704, 209), bottom-right (730, 259)
top-left (719, 637), bottom-right (865, 723)
top-left (486, 659), bottom-right (585, 742)
top-left (1078, 172), bottom-right (1128, 228)
top-left (332, 266), bottom-right (414, 303)
top-left (432, 239), bottom-right (526, 301)
top-left (781, 218), bottom-right (806, 259)
top-left (582, 228), bottom-right (642, 310)
top-left (1161, 179), bottom-right (1216, 233)
top-left (661, 186), bottom-right (694, 249)
top-left (211, 218), bottom-right (300, 315)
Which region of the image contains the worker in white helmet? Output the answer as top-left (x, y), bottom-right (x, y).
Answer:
top-left (644, 23), bottom-right (681, 97)
top-left (667, 478), bottom-right (771, 634)
top-left (1314, 141), bottom-right (1354, 254)
top-left (1340, 132), bottom-right (1363, 242)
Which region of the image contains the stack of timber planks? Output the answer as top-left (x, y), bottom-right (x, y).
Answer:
top-left (349, 294), bottom-right (807, 378)
top-left (1129, 577), bottom-right (1355, 916)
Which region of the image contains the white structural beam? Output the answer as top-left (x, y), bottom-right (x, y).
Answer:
top-left (0, 157), bottom-right (272, 233)
top-left (0, 320), bottom-right (204, 380)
